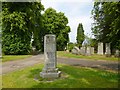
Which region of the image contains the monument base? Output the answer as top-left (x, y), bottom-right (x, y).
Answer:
top-left (40, 71), bottom-right (61, 78)
top-left (105, 54), bottom-right (111, 57)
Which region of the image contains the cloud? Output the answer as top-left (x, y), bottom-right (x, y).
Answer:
top-left (41, 0), bottom-right (94, 42)
top-left (68, 15), bottom-right (93, 43)
top-left (41, 0), bottom-right (93, 3)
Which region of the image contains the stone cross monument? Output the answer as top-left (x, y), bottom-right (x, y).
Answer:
top-left (40, 34), bottom-right (61, 78)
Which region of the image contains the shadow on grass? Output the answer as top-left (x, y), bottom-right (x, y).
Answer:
top-left (100, 63), bottom-right (120, 72)
top-left (28, 68), bottom-right (41, 78)
top-left (27, 65), bottom-right (118, 88)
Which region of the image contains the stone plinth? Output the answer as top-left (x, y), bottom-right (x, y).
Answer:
top-left (40, 34), bottom-right (61, 78)
top-left (97, 42), bottom-right (103, 55)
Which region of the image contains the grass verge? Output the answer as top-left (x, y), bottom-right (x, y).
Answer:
top-left (2, 55), bottom-right (32, 62)
top-left (57, 51), bottom-right (118, 61)
top-left (2, 63), bottom-right (118, 88)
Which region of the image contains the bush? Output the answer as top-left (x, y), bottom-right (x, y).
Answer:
top-left (3, 34), bottom-right (32, 55)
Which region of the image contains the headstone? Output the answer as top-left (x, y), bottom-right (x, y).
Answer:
top-left (40, 34), bottom-right (61, 78)
top-left (66, 50), bottom-right (69, 52)
top-left (86, 46), bottom-right (91, 56)
top-left (64, 47), bottom-right (66, 51)
top-left (0, 41), bottom-right (1, 58)
top-left (80, 46), bottom-right (86, 55)
top-left (105, 43), bottom-right (111, 57)
top-left (91, 47), bottom-right (94, 55)
top-left (71, 46), bottom-right (80, 55)
top-left (0, 33), bottom-right (2, 58)
top-left (97, 42), bottom-right (103, 55)
top-left (114, 49), bottom-right (120, 57)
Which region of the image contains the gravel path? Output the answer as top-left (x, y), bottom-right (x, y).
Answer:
top-left (1, 54), bottom-right (119, 74)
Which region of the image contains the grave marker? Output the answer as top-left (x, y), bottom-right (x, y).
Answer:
top-left (97, 42), bottom-right (103, 55)
top-left (40, 34), bottom-right (61, 78)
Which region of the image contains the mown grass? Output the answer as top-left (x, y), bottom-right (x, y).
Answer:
top-left (2, 63), bottom-right (118, 88)
top-left (57, 51), bottom-right (118, 61)
top-left (0, 75), bottom-right (2, 89)
top-left (2, 55), bottom-right (32, 62)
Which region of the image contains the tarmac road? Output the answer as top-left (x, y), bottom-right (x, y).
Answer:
top-left (1, 54), bottom-right (119, 74)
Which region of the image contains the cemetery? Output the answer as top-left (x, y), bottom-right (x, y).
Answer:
top-left (0, 1), bottom-right (120, 89)
top-left (1, 35), bottom-right (119, 88)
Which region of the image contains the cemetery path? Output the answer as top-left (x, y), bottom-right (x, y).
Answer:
top-left (57, 57), bottom-right (119, 72)
top-left (2, 54), bottom-right (119, 74)
top-left (2, 54), bottom-right (44, 75)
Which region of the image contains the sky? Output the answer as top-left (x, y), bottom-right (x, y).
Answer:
top-left (41, 0), bottom-right (94, 43)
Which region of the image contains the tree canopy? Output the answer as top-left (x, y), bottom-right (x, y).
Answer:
top-left (91, 2), bottom-right (120, 51)
top-left (2, 2), bottom-right (44, 54)
top-left (43, 8), bottom-right (70, 51)
top-left (2, 2), bottom-right (71, 54)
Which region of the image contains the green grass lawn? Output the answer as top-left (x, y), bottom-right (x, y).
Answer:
top-left (2, 64), bottom-right (118, 88)
top-left (57, 51), bottom-right (118, 61)
top-left (0, 75), bottom-right (1, 89)
top-left (2, 55), bottom-right (32, 62)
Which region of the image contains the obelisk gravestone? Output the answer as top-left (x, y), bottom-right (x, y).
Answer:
top-left (40, 34), bottom-right (61, 78)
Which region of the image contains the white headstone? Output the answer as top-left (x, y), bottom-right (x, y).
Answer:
top-left (40, 34), bottom-right (61, 78)
top-left (0, 33), bottom-right (2, 58)
top-left (66, 50), bottom-right (69, 52)
top-left (115, 49), bottom-right (120, 57)
top-left (80, 46), bottom-right (86, 55)
top-left (71, 46), bottom-right (80, 55)
top-left (105, 43), bottom-right (111, 57)
top-left (97, 42), bottom-right (103, 55)
top-left (86, 46), bottom-right (91, 56)
top-left (91, 47), bottom-right (94, 55)
top-left (0, 42), bottom-right (1, 58)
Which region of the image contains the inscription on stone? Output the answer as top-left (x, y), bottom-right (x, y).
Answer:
top-left (40, 34), bottom-right (61, 78)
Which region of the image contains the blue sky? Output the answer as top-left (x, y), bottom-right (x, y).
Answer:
top-left (41, 0), bottom-right (94, 43)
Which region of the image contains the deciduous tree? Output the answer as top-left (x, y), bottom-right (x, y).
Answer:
top-left (2, 2), bottom-right (44, 54)
top-left (43, 8), bottom-right (70, 51)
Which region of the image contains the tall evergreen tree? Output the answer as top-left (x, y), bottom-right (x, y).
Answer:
top-left (76, 23), bottom-right (85, 48)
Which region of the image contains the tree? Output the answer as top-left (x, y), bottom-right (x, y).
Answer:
top-left (76, 23), bottom-right (85, 48)
top-left (2, 2), bottom-right (44, 54)
top-left (43, 8), bottom-right (70, 51)
top-left (91, 2), bottom-right (120, 52)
